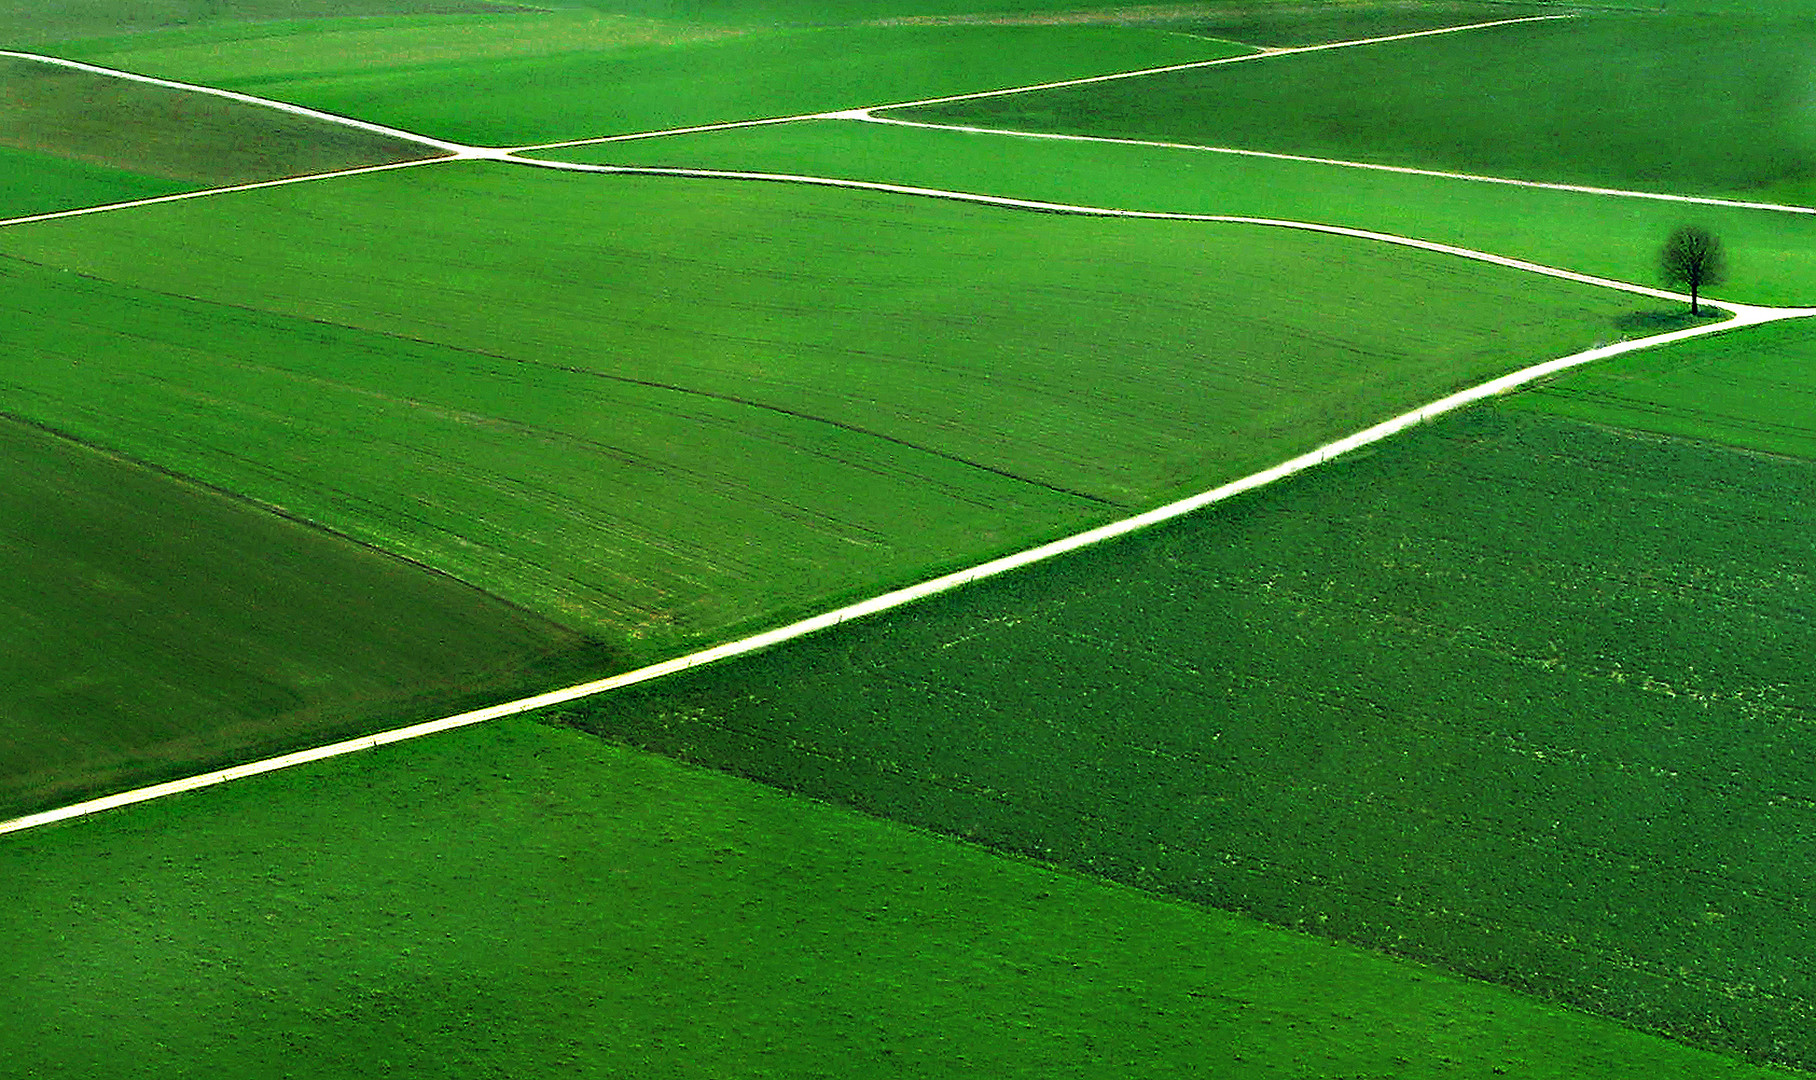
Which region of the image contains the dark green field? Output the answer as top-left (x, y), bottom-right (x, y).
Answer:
top-left (903, 13), bottom-right (1816, 199)
top-left (0, 164), bottom-right (1648, 658)
top-left (0, 55), bottom-right (439, 185)
top-left (558, 403), bottom-right (1816, 1068)
top-left (0, 711), bottom-right (1794, 1080)
top-left (0, 414), bottom-right (609, 817)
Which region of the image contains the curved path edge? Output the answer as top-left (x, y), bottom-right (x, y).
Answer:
top-left (3, 297), bottom-right (1802, 838)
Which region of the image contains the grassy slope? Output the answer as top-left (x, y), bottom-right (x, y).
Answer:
top-left (0, 414), bottom-right (608, 818)
top-left (0, 56), bottom-right (437, 186)
top-left (0, 713), bottom-right (1795, 1079)
top-left (561, 405), bottom-right (1816, 1069)
top-left (0, 164), bottom-right (1648, 656)
top-left (0, 144), bottom-right (186, 218)
top-left (558, 118), bottom-right (1816, 306)
top-left (61, 23), bottom-right (1247, 145)
top-left (1511, 319), bottom-right (1816, 458)
top-left (903, 13), bottom-right (1816, 200)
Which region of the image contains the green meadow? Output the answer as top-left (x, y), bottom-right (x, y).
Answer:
top-left (905, 12), bottom-right (1816, 200)
top-left (0, 164), bottom-right (1649, 657)
top-left (0, 145), bottom-right (184, 219)
top-left (562, 403), bottom-right (1816, 1069)
top-left (0, 414), bottom-right (607, 817)
top-left (0, 713), bottom-right (1795, 1080)
top-left (557, 117), bottom-right (1816, 305)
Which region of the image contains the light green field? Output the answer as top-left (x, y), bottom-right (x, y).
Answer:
top-left (0, 414), bottom-right (606, 819)
top-left (904, 12), bottom-right (1816, 201)
top-left (0, 55), bottom-right (437, 186)
top-left (553, 118), bottom-right (1816, 306)
top-left (1512, 318), bottom-right (1816, 459)
top-left (59, 24), bottom-right (1246, 145)
top-left (0, 144), bottom-right (185, 218)
top-left (0, 163), bottom-right (1657, 657)
top-left (0, 712), bottom-right (1796, 1080)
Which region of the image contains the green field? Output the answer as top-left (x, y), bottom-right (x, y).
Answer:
top-left (8, 3), bottom-right (1816, 1075)
top-left (559, 403), bottom-right (1816, 1068)
top-left (903, 13), bottom-right (1816, 200)
top-left (58, 24), bottom-right (1245, 145)
top-left (0, 55), bottom-right (437, 186)
top-left (552, 117), bottom-right (1816, 306)
top-left (0, 164), bottom-right (1653, 658)
top-left (1513, 319), bottom-right (1816, 459)
top-left (0, 711), bottom-right (1795, 1079)
top-left (0, 414), bottom-right (608, 817)
top-left (0, 144), bottom-right (185, 219)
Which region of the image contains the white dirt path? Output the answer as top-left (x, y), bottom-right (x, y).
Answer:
top-left (848, 113), bottom-right (1816, 217)
top-left (5, 289), bottom-right (1805, 839)
top-left (0, 49), bottom-right (491, 157)
top-left (508, 14), bottom-right (1571, 153)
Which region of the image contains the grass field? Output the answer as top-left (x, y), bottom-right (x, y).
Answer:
top-left (902, 13), bottom-right (1816, 200)
top-left (0, 711), bottom-right (1796, 1079)
top-left (59, 24), bottom-right (1245, 145)
top-left (1513, 320), bottom-right (1816, 459)
top-left (0, 413), bottom-right (609, 818)
top-left (558, 404), bottom-right (1816, 1068)
top-left (0, 55), bottom-right (437, 186)
top-left (0, 164), bottom-right (1651, 657)
top-left (0, 144), bottom-right (185, 218)
top-left (554, 118), bottom-right (1816, 306)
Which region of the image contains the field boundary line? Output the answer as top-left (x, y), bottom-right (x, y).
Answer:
top-left (848, 114), bottom-right (1816, 216)
top-left (504, 14), bottom-right (1567, 153)
top-left (5, 280), bottom-right (1806, 839)
top-left (0, 49), bottom-right (487, 156)
top-left (0, 156), bottom-right (454, 230)
top-left (503, 156), bottom-right (1816, 314)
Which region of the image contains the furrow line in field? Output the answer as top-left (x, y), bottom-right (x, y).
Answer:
top-left (5, 246), bottom-right (1804, 838)
top-left (848, 114), bottom-right (1816, 216)
top-left (0, 156), bottom-right (452, 230)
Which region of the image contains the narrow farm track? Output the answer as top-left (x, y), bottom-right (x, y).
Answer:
top-left (504, 155), bottom-right (1816, 321)
top-left (511, 13), bottom-right (1573, 152)
top-left (7, 288), bottom-right (1810, 838)
top-left (849, 113), bottom-right (1816, 216)
top-left (8, 12), bottom-right (1816, 837)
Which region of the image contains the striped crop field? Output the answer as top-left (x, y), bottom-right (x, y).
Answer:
top-left (0, 164), bottom-right (1650, 660)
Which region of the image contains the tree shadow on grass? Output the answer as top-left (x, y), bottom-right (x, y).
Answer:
top-left (1614, 306), bottom-right (1730, 334)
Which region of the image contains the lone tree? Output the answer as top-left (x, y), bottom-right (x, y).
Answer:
top-left (1660, 224), bottom-right (1726, 316)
